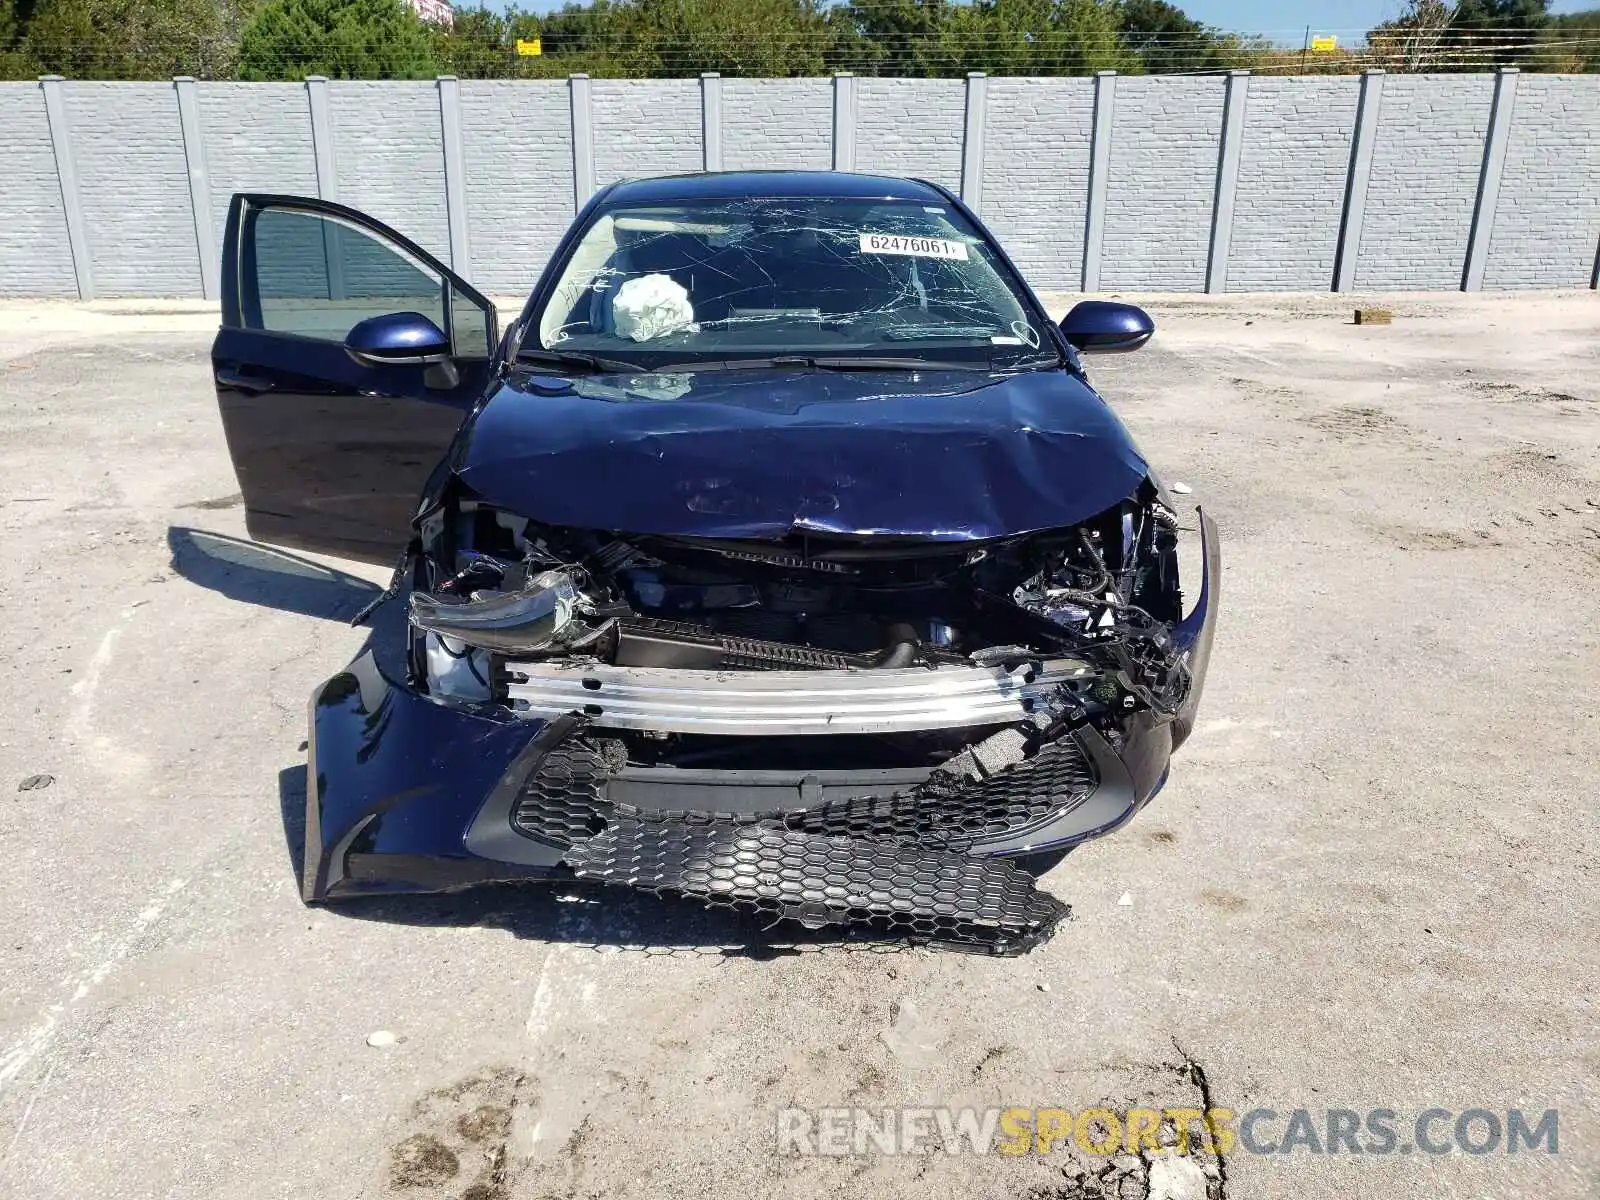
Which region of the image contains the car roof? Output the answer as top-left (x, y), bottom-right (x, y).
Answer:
top-left (602, 170), bottom-right (951, 206)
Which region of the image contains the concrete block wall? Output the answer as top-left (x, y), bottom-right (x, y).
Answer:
top-left (853, 79), bottom-right (966, 194)
top-left (591, 80), bottom-right (703, 184)
top-left (0, 71), bottom-right (1595, 301)
top-left (979, 78), bottom-right (1095, 294)
top-left (722, 79), bottom-right (832, 171)
top-left (66, 82), bottom-right (203, 297)
top-left (1100, 76), bottom-right (1228, 292)
top-left (1228, 76), bottom-right (1360, 292)
top-left (0, 83), bottom-right (77, 296)
top-left (1483, 74), bottom-right (1600, 289)
top-left (1357, 74), bottom-right (1497, 290)
top-left (458, 80), bottom-right (573, 294)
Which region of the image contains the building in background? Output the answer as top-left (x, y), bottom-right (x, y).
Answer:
top-left (410, 0), bottom-right (454, 28)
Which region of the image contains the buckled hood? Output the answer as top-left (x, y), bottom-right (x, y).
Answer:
top-left (451, 366), bottom-right (1149, 540)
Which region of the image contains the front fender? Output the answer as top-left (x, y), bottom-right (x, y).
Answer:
top-left (303, 648), bottom-right (551, 900)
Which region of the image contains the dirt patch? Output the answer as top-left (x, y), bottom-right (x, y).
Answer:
top-left (1199, 889), bottom-right (1247, 912)
top-left (1302, 405), bottom-right (1404, 439)
top-left (456, 1104), bottom-right (512, 1146)
top-left (1364, 521), bottom-right (1494, 552)
top-left (1465, 380), bottom-right (1589, 405)
top-left (386, 1068), bottom-right (525, 1197)
top-left (388, 1134), bottom-right (460, 1189)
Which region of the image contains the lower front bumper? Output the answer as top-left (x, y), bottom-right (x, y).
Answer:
top-left (302, 511), bottom-right (1219, 953)
top-left (304, 651), bottom-right (1170, 953)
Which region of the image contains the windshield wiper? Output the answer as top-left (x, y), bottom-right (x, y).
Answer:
top-left (652, 355), bottom-right (985, 373)
top-left (517, 348), bottom-right (645, 374)
top-left (883, 325), bottom-right (1005, 341)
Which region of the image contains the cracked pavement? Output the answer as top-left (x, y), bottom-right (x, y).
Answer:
top-left (0, 292), bottom-right (1596, 1199)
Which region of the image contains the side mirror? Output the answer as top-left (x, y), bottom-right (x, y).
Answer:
top-left (1059, 301), bottom-right (1154, 354)
top-left (344, 311), bottom-right (450, 367)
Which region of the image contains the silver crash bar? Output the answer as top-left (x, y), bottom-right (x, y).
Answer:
top-left (502, 658), bottom-right (1094, 736)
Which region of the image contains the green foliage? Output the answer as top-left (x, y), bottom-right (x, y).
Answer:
top-left (824, 0), bottom-right (1131, 76)
top-left (432, 6), bottom-right (545, 79)
top-left (1451, 0), bottom-right (1550, 29)
top-left (1370, 0), bottom-right (1554, 71)
top-left (1540, 7), bottom-right (1600, 71)
top-left (0, 0), bottom-right (37, 77)
top-left (948, 0), bottom-right (1131, 76)
top-left (1, 0), bottom-right (1594, 82)
top-left (1114, 0), bottom-right (1268, 73)
top-left (237, 0), bottom-right (439, 80)
top-left (827, 0), bottom-right (954, 76)
top-left (19, 0), bottom-right (237, 78)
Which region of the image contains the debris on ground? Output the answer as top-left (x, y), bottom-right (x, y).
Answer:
top-left (17, 774), bottom-right (53, 792)
top-left (1355, 307), bottom-right (1394, 325)
top-left (1147, 1151), bottom-right (1210, 1200)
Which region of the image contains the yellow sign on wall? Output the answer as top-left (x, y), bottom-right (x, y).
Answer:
top-left (1310, 35), bottom-right (1338, 52)
top-left (516, 38), bottom-right (543, 57)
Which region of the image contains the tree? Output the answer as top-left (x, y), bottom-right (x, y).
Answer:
top-left (1539, 7), bottom-right (1600, 71)
top-left (1368, 0), bottom-right (1554, 71)
top-left (19, 0), bottom-right (237, 78)
top-left (1367, 0), bottom-right (1456, 71)
top-left (945, 0), bottom-right (1130, 76)
top-left (0, 0), bottom-right (37, 78)
top-left (433, 6), bottom-right (546, 79)
top-left (617, 0), bottom-right (834, 77)
top-left (238, 0), bottom-right (439, 80)
top-left (1116, 0), bottom-right (1232, 72)
top-left (1449, 0), bottom-right (1550, 67)
top-left (828, 0), bottom-right (956, 76)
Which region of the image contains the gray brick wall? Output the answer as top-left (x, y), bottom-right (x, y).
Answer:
top-left (1100, 76), bottom-right (1227, 292)
top-left (722, 79), bottom-right (832, 172)
top-left (1357, 74), bottom-right (1496, 290)
top-left (459, 80), bottom-right (573, 296)
top-left (979, 77), bottom-right (1095, 294)
top-left (854, 79), bottom-right (965, 192)
top-left (1482, 74), bottom-right (1600, 290)
top-left (0, 84), bottom-right (77, 297)
top-left (329, 81), bottom-right (452, 269)
top-left (197, 84), bottom-right (319, 259)
top-left (3, 73), bottom-right (1596, 301)
top-left (1228, 76), bottom-right (1360, 292)
top-left (66, 82), bottom-right (202, 297)
top-left (592, 80), bottom-right (702, 185)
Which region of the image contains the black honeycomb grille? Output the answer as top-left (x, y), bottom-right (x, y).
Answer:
top-left (510, 740), bottom-right (611, 848)
top-left (780, 736), bottom-right (1098, 847)
top-left (508, 727), bottom-right (1096, 954)
top-left (565, 818), bottom-right (1067, 956)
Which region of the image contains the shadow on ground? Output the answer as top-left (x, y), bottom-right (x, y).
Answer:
top-left (167, 525), bottom-right (380, 621)
top-left (279, 763), bottom-right (917, 960)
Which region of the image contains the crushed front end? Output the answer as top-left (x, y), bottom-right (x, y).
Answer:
top-left (304, 482), bottom-right (1219, 955)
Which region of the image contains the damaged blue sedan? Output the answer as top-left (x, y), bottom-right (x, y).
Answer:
top-left (211, 170), bottom-right (1219, 954)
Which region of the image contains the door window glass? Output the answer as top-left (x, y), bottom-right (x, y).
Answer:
top-left (248, 207), bottom-right (446, 343)
top-left (450, 288), bottom-right (493, 358)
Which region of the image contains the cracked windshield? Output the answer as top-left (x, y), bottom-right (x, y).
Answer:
top-left (533, 196), bottom-right (1052, 369)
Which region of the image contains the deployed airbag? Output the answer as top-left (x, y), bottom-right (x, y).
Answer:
top-left (612, 273), bottom-right (695, 342)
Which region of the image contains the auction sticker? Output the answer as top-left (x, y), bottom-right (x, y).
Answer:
top-left (859, 233), bottom-right (969, 261)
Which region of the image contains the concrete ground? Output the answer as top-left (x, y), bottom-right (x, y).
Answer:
top-left (0, 290), bottom-right (1596, 1200)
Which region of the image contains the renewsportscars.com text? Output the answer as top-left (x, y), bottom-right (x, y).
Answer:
top-left (776, 1106), bottom-right (1559, 1157)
